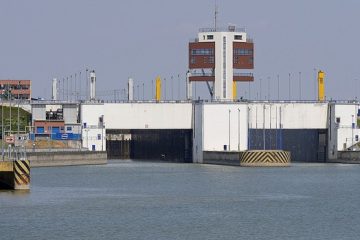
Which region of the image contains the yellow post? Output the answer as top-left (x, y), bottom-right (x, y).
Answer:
top-left (233, 81), bottom-right (237, 100)
top-left (155, 76), bottom-right (161, 101)
top-left (318, 70), bottom-right (325, 101)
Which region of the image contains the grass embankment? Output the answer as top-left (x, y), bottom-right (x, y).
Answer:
top-left (0, 105), bottom-right (31, 133)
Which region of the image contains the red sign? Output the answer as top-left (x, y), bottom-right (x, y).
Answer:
top-left (5, 135), bottom-right (15, 144)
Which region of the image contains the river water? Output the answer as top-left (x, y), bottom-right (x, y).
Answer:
top-left (1, 160), bottom-right (360, 240)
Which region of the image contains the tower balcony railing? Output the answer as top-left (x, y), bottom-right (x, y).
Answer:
top-left (233, 73), bottom-right (253, 77)
top-left (199, 27), bottom-right (246, 33)
top-left (190, 72), bottom-right (215, 77)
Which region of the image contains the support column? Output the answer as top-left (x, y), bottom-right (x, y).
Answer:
top-left (186, 71), bottom-right (192, 100)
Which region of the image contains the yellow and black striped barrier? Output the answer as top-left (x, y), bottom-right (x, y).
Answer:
top-left (13, 160), bottom-right (30, 190)
top-left (240, 150), bottom-right (291, 167)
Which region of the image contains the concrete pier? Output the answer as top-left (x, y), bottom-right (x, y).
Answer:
top-left (27, 151), bottom-right (107, 167)
top-left (0, 160), bottom-right (30, 190)
top-left (240, 150), bottom-right (291, 167)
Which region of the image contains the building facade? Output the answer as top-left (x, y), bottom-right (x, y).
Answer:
top-left (0, 80), bottom-right (31, 100)
top-left (188, 26), bottom-right (254, 100)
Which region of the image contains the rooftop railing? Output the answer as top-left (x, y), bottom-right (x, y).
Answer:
top-left (199, 27), bottom-right (246, 33)
top-left (233, 73), bottom-right (254, 77)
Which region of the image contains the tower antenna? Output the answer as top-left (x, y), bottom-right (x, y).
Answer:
top-left (214, 1), bottom-right (218, 30)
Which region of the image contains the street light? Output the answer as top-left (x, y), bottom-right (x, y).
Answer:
top-left (288, 73), bottom-right (291, 100)
top-left (352, 114), bottom-right (354, 150)
top-left (263, 104), bottom-right (266, 150)
top-left (228, 109), bottom-right (231, 151)
top-left (238, 108), bottom-right (240, 151)
top-left (299, 72), bottom-right (302, 100)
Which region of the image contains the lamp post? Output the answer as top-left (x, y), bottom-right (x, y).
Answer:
top-left (164, 78), bottom-right (167, 100)
top-left (17, 81), bottom-right (20, 136)
top-left (288, 73), bottom-right (291, 100)
top-left (352, 114), bottom-right (354, 150)
top-left (277, 74), bottom-right (280, 100)
top-left (8, 85), bottom-right (11, 136)
top-left (1, 93), bottom-right (3, 160)
top-left (299, 72), bottom-right (302, 100)
top-left (263, 104), bottom-right (266, 150)
top-left (238, 108), bottom-right (240, 151)
top-left (228, 109), bottom-right (231, 151)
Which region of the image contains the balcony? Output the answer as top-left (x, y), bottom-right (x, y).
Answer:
top-left (233, 73), bottom-right (254, 82)
top-left (199, 26), bottom-right (246, 33)
top-left (189, 72), bottom-right (215, 82)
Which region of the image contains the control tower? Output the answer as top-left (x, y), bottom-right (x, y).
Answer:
top-left (187, 25), bottom-right (254, 100)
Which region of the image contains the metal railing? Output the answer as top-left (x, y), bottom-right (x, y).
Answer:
top-left (199, 27), bottom-right (246, 33)
top-left (190, 72), bottom-right (215, 77)
top-left (233, 73), bottom-right (254, 77)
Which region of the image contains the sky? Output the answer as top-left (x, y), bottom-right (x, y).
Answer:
top-left (1, 0), bottom-right (360, 101)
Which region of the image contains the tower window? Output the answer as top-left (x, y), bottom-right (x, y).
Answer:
top-left (191, 49), bottom-right (214, 55)
top-left (234, 35), bottom-right (243, 40)
top-left (234, 48), bottom-right (253, 56)
top-left (207, 35), bottom-right (214, 40)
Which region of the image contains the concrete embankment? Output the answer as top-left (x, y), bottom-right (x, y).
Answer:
top-left (203, 151), bottom-right (240, 166)
top-left (203, 150), bottom-right (291, 167)
top-left (27, 151), bottom-right (107, 167)
top-left (328, 151), bottom-right (360, 164)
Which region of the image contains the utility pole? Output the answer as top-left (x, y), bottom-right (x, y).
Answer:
top-left (263, 104), bottom-right (266, 150)
top-left (178, 74), bottom-right (180, 100)
top-left (313, 68), bottom-right (317, 101)
top-left (228, 109), bottom-right (231, 151)
top-left (277, 74), bottom-right (280, 100)
top-left (288, 73), bottom-right (291, 100)
top-left (164, 78), bottom-right (167, 100)
top-left (9, 84), bottom-right (11, 136)
top-left (17, 81), bottom-right (20, 136)
top-left (267, 76), bottom-right (270, 100)
top-left (171, 76), bottom-right (173, 100)
top-left (238, 108), bottom-right (240, 151)
top-left (1, 94), bottom-right (3, 160)
top-left (352, 114), bottom-right (354, 149)
top-left (299, 72), bottom-right (302, 100)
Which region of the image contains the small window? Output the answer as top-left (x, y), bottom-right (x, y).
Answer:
top-left (190, 57), bottom-right (196, 64)
top-left (234, 35), bottom-right (243, 40)
top-left (67, 126), bottom-right (72, 131)
top-left (336, 117), bottom-right (340, 123)
top-left (207, 35), bottom-right (214, 40)
top-left (209, 56), bottom-right (215, 64)
top-left (97, 134), bottom-right (101, 140)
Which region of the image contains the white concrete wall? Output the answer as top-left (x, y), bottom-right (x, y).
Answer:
top-left (80, 102), bottom-right (191, 152)
top-left (82, 127), bottom-right (106, 151)
top-left (249, 102), bottom-right (328, 129)
top-left (103, 103), bottom-right (192, 129)
top-left (63, 104), bottom-right (78, 124)
top-left (80, 103), bottom-right (105, 127)
top-left (193, 103), bottom-right (203, 163)
top-left (31, 104), bottom-right (46, 121)
top-left (335, 104), bottom-right (360, 150)
top-left (202, 103), bottom-right (248, 151)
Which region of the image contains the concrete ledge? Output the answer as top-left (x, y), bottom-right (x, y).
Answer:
top-left (27, 151), bottom-right (108, 167)
top-left (331, 151), bottom-right (360, 164)
top-left (203, 151), bottom-right (240, 166)
top-left (240, 150), bottom-right (291, 167)
top-left (0, 162), bottom-right (13, 171)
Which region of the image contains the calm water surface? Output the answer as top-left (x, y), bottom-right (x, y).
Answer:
top-left (1, 160), bottom-right (360, 240)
